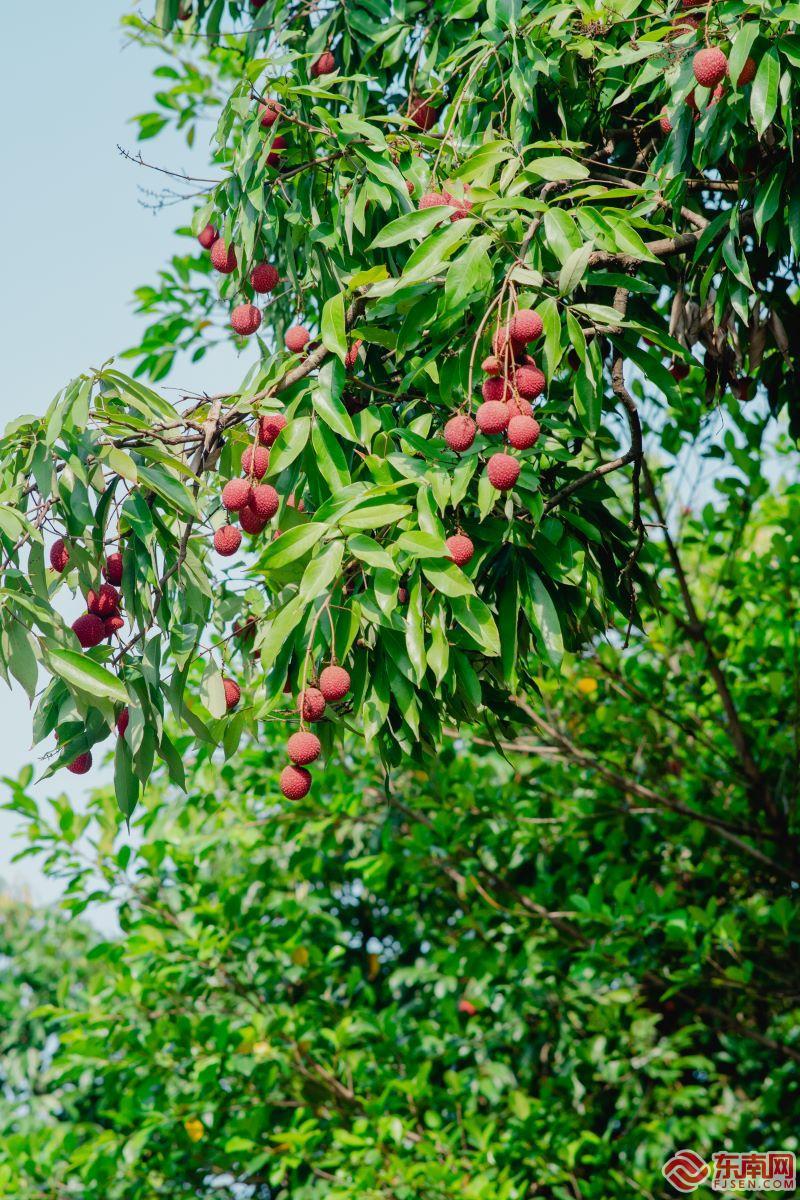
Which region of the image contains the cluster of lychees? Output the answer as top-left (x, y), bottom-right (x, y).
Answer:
top-left (658, 5), bottom-right (758, 133)
top-left (214, 416), bottom-right (288, 557)
top-left (282, 665), bottom-right (351, 798)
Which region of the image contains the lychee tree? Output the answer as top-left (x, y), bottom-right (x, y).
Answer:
top-left (1, 0), bottom-right (798, 813)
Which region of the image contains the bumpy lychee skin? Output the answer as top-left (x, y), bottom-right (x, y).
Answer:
top-left (67, 752), bottom-right (92, 775)
top-left (280, 764), bottom-right (312, 799)
top-left (285, 325), bottom-right (310, 353)
top-left (446, 534), bottom-right (474, 567)
top-left (116, 708), bottom-right (129, 738)
top-left (103, 552), bottom-right (123, 586)
top-left (72, 613), bottom-right (106, 649)
top-left (476, 400), bottom-right (510, 435)
top-left (508, 309), bottom-right (543, 345)
top-left (297, 687), bottom-right (326, 722)
top-left (266, 134), bottom-right (287, 168)
top-left (287, 730), bottom-right (322, 765)
top-left (514, 364), bottom-right (546, 400)
top-left (444, 414), bottom-right (476, 453)
top-left (221, 478), bottom-right (252, 512)
top-left (258, 412), bottom-right (287, 446)
top-left (223, 677), bottom-right (241, 710)
top-left (481, 355), bottom-right (502, 376)
top-left (344, 339), bottom-right (362, 370)
top-left (443, 189), bottom-right (473, 221)
top-left (310, 50), bottom-right (335, 77)
top-left (49, 538), bottom-right (69, 573)
top-left (231, 304), bottom-right (262, 337)
top-left (409, 95), bottom-right (438, 131)
top-left (659, 110), bottom-right (673, 135)
top-left (507, 395), bottom-right (533, 418)
top-left (737, 56), bottom-right (757, 87)
top-left (319, 665), bottom-right (351, 703)
top-left (250, 484), bottom-right (280, 521)
top-left (492, 325), bottom-right (525, 359)
top-left (104, 615), bottom-right (124, 637)
top-left (481, 376), bottom-right (510, 404)
top-left (87, 584), bottom-right (120, 619)
top-left (418, 191), bottom-right (448, 210)
top-left (259, 99), bottom-right (283, 128)
top-left (214, 525), bottom-right (242, 557)
top-left (693, 47), bottom-right (728, 89)
top-left (198, 223), bottom-right (218, 249)
top-left (242, 444), bottom-right (270, 479)
top-left (239, 505), bottom-right (268, 535)
top-left (210, 239), bottom-right (237, 274)
top-left (251, 262), bottom-right (279, 293)
top-left (486, 453), bottom-right (520, 491)
top-left (507, 415), bottom-right (541, 450)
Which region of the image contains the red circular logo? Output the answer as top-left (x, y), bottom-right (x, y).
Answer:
top-left (663, 1150), bottom-right (709, 1193)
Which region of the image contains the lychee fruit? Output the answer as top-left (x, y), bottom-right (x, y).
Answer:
top-left (693, 47), bottom-right (728, 89)
top-left (486, 453), bottom-right (520, 491)
top-left (239, 505), bottom-right (267, 535)
top-left (266, 134), bottom-right (287, 168)
top-left (72, 613), bottom-right (106, 649)
top-left (116, 709), bottom-right (129, 738)
top-left (198, 223), bottom-right (218, 249)
top-left (223, 677), bottom-right (241, 710)
top-left (446, 534), bottom-right (474, 567)
top-left (444, 414), bottom-right (476, 453)
top-left (297, 687), bottom-right (326, 722)
top-left (67, 752), bottom-right (92, 775)
top-left (508, 309), bottom-right (543, 345)
top-left (250, 484), bottom-right (279, 521)
top-left (476, 400), bottom-right (510, 435)
top-left (737, 57), bottom-right (757, 87)
top-left (310, 50), bottom-right (335, 77)
top-left (507, 415), bottom-right (541, 450)
top-left (280, 764), bottom-right (312, 799)
top-left (250, 261), bottom-right (279, 293)
top-left (103, 552), bottom-right (123, 586)
top-left (418, 191), bottom-right (448, 210)
top-left (242, 444), bottom-right (270, 479)
top-left (344, 339), bottom-right (363, 369)
top-left (104, 615), bottom-right (124, 637)
top-left (507, 395), bottom-right (533, 418)
top-left (285, 325), bottom-right (310, 353)
top-left (319, 664), bottom-right (350, 703)
top-left (259, 99), bottom-right (283, 128)
top-left (258, 412), bottom-right (287, 446)
top-left (287, 730), bottom-right (322, 765)
top-left (481, 377), bottom-right (510, 404)
top-left (458, 998), bottom-right (477, 1016)
top-left (659, 110), bottom-right (673, 135)
top-left (481, 355), bottom-right (502, 376)
top-left (513, 364), bottom-right (546, 399)
top-left (231, 304), bottom-right (262, 337)
top-left (287, 493), bottom-right (305, 512)
top-left (397, 587), bottom-right (409, 604)
top-left (214, 525), bottom-right (242, 557)
top-left (87, 584), bottom-right (120, 619)
top-left (221, 478), bottom-right (252, 512)
top-left (443, 189), bottom-right (473, 221)
top-left (210, 239), bottom-right (237, 274)
top-left (409, 95), bottom-right (438, 131)
top-left (492, 325), bottom-right (524, 359)
top-left (49, 539), bottom-right (69, 573)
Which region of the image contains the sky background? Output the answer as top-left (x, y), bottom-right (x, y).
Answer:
top-left (0, 3), bottom-right (239, 908)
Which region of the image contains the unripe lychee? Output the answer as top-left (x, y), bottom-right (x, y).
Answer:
top-left (231, 304), bottom-right (262, 337)
top-left (481, 377), bottom-right (510, 404)
top-left (514, 364), bottom-right (546, 399)
top-left (476, 400), bottom-right (510, 435)
top-left (311, 50), bottom-right (336, 77)
top-left (319, 664), bottom-right (350, 703)
top-left (251, 261), bottom-right (279, 293)
top-left (103, 552), bottom-right (123, 586)
top-left (210, 239), bottom-right (237, 274)
top-left (737, 57), bottom-right (757, 87)
top-left (507, 415), bottom-right (541, 450)
top-left (221, 478), bottom-right (252, 512)
top-left (446, 534), bottom-right (474, 567)
top-left (49, 538), bottom-right (69, 573)
top-left (259, 99), bottom-right (282, 128)
top-left (444, 414), bottom-right (476, 453)
top-left (250, 484), bottom-right (279, 521)
top-left (693, 47), bottom-right (728, 89)
top-left (72, 613), bottom-right (106, 649)
top-left (104, 615), bottom-right (124, 637)
top-left (116, 708), bottom-right (129, 737)
top-left (198, 223), bottom-right (218, 249)
top-left (242, 444), bottom-right (269, 479)
top-left (344, 339), bottom-right (363, 369)
top-left (214, 525), bottom-right (242, 556)
top-left (285, 325), bottom-right (310, 353)
top-left (418, 191), bottom-right (448, 210)
top-left (297, 687), bottom-right (326, 722)
top-left (287, 730), bottom-right (321, 765)
top-left (280, 764), bottom-right (312, 799)
top-left (481, 355), bottom-right (501, 376)
top-left (266, 134), bottom-right (287, 167)
top-left (87, 583), bottom-right (120, 619)
top-left (223, 677), bottom-right (241, 710)
top-left (508, 309), bottom-right (543, 345)
top-left (486, 453), bottom-right (520, 491)
top-left (258, 412), bottom-right (286, 446)
top-left (409, 95), bottom-right (438, 131)
top-left (239, 505), bottom-right (267, 535)
top-left (67, 752), bottom-right (92, 775)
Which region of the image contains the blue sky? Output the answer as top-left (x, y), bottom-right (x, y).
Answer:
top-left (0, 3), bottom-right (238, 904)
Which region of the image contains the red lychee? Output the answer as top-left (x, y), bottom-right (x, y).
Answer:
top-left (87, 583), bottom-right (120, 619)
top-left (444, 414), bottom-right (476, 453)
top-left (258, 412), bottom-right (287, 446)
top-left (67, 752), bottom-right (92, 775)
top-left (693, 47), bottom-right (728, 89)
top-left (280, 764), bottom-right (312, 799)
top-left (513, 364), bottom-right (546, 399)
top-left (481, 377), bottom-right (510, 405)
top-left (72, 613), bottom-right (106, 649)
top-left (259, 99), bottom-right (283, 128)
top-left (507, 415), bottom-right (541, 450)
top-left (231, 304), bottom-right (262, 337)
top-left (239, 505), bottom-right (268, 535)
top-left (507, 395), bottom-right (533, 418)
top-left (310, 50), bottom-right (335, 77)
top-left (49, 538), bottom-right (69, 573)
top-left (659, 110), bottom-right (673, 135)
top-left (443, 189), bottom-right (473, 221)
top-left (116, 708), bottom-right (129, 737)
top-left (287, 730), bottom-right (322, 765)
top-left (297, 687), bottom-right (326, 722)
top-left (508, 309), bottom-right (543, 345)
top-left (409, 95), bottom-right (438, 131)
top-left (250, 484), bottom-right (279, 521)
top-left (210, 239), bottom-right (237, 274)
top-left (285, 325), bottom-right (310, 353)
top-left (458, 998), bottom-right (477, 1016)
top-left (481, 355), bottom-right (502, 376)
top-left (446, 534), bottom-right (474, 567)
top-left (103, 552), bottom-right (123, 586)
top-left (198, 223), bottom-right (218, 249)
top-left (242, 444), bottom-right (270, 479)
top-left (737, 57), bottom-right (757, 87)
top-left (214, 525), bottom-right (242, 557)
top-left (492, 325), bottom-right (524, 359)
top-left (397, 587), bottom-right (409, 604)
top-left (266, 134), bottom-right (287, 168)
top-left (418, 191), bottom-right (448, 210)
top-left (104, 615), bottom-right (124, 637)
top-left (250, 261), bottom-right (279, 293)
top-left (486, 453), bottom-right (520, 491)
top-left (223, 677), bottom-right (241, 710)
top-left (476, 400), bottom-right (510, 435)
top-left (221, 478), bottom-right (252, 512)
top-left (319, 664), bottom-right (350, 703)
top-left (287, 493), bottom-right (305, 512)
top-left (344, 339), bottom-right (363, 370)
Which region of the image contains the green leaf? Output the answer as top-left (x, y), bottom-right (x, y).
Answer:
top-left (527, 156), bottom-right (590, 181)
top-left (312, 421), bottom-right (351, 491)
top-left (368, 206), bottom-right (449, 249)
top-left (526, 570), bottom-right (564, 668)
top-left (347, 534), bottom-right (397, 573)
top-left (450, 595), bottom-right (501, 656)
top-left (394, 530), bottom-right (449, 557)
top-left (422, 562), bottom-right (475, 597)
top-left (751, 50), bottom-right (780, 137)
top-left (46, 647), bottom-right (127, 705)
top-left (114, 735), bottom-right (140, 820)
top-left (136, 463), bottom-right (198, 520)
top-left (300, 540), bottom-right (344, 601)
top-left (269, 416), bottom-right (311, 475)
top-left (259, 523), bottom-right (327, 570)
top-left (321, 292), bottom-right (347, 361)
